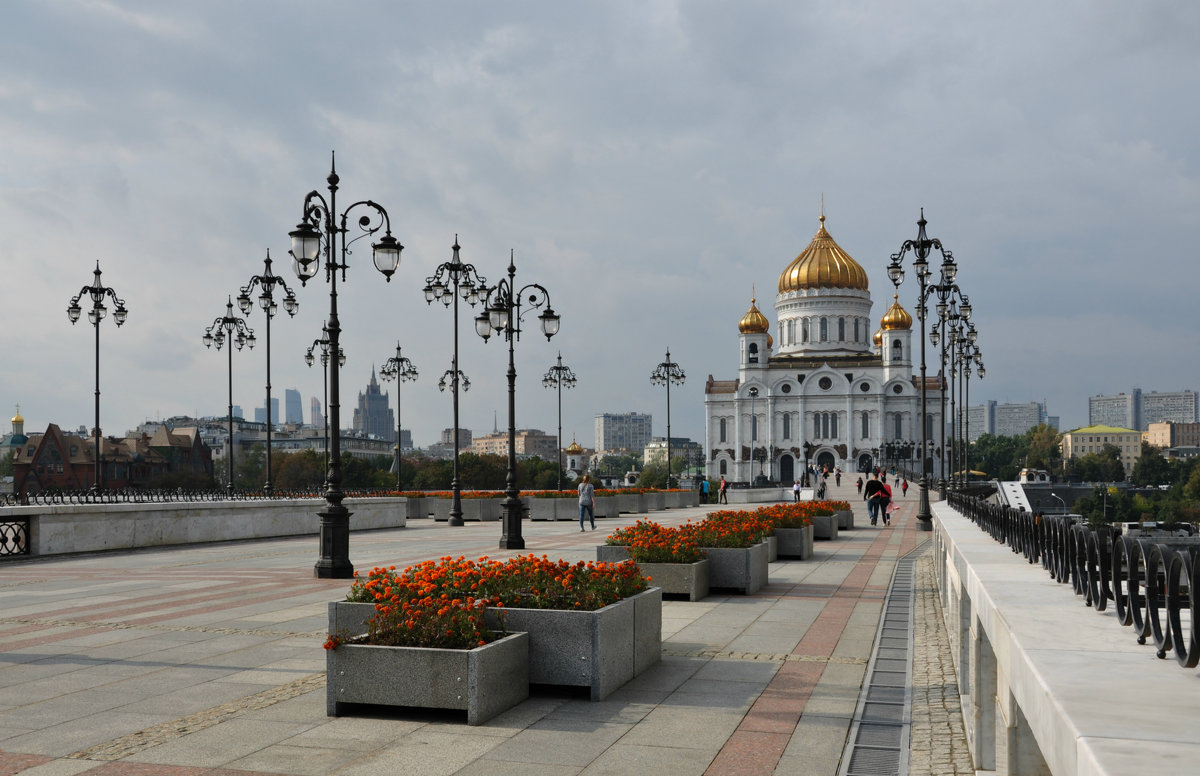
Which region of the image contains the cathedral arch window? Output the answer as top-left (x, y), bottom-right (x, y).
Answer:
top-left (894, 414), bottom-right (902, 440)
top-left (820, 317), bottom-right (828, 342)
top-left (719, 418), bottom-right (727, 443)
top-left (720, 459), bottom-right (728, 475)
top-left (782, 413), bottom-right (791, 439)
top-left (751, 414), bottom-right (758, 441)
top-left (838, 317), bottom-right (845, 341)
top-left (854, 318), bottom-right (860, 342)
top-left (861, 412), bottom-right (870, 439)
top-left (892, 339), bottom-right (903, 360)
top-left (748, 342), bottom-right (758, 364)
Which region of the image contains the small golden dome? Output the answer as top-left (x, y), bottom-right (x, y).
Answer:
top-left (738, 297), bottom-right (770, 334)
top-left (873, 328), bottom-right (883, 347)
top-left (767, 332), bottom-right (774, 349)
top-left (880, 294), bottom-right (913, 331)
top-left (11, 411), bottom-right (23, 424)
top-left (565, 439), bottom-right (583, 455)
top-left (778, 214), bottom-right (870, 293)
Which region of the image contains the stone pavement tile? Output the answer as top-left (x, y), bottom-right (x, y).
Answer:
top-left (124, 718), bottom-right (315, 768)
top-left (665, 678), bottom-right (767, 711)
top-left (666, 624), bottom-right (747, 647)
top-left (773, 711), bottom-right (852, 776)
top-left (118, 678), bottom-right (277, 717)
top-left (5, 759), bottom-right (96, 776)
top-left (237, 689), bottom-right (333, 725)
top-left (82, 763), bottom-right (282, 776)
top-left (704, 729), bottom-right (790, 776)
top-left (478, 718), bottom-right (632, 767)
top-left (0, 711), bottom-right (165, 758)
top-left (754, 600), bottom-right (823, 624)
top-left (736, 691), bottom-right (801, 735)
top-left (213, 658), bottom-right (322, 686)
top-left (578, 743), bottom-right (715, 776)
top-left (831, 624), bottom-right (877, 661)
top-left (617, 705), bottom-right (742, 752)
top-left (550, 698), bottom-right (657, 726)
top-left (424, 695), bottom-right (563, 737)
top-left (329, 728), bottom-right (503, 776)
top-left (225, 742), bottom-right (368, 776)
top-left (692, 659), bottom-right (780, 685)
top-left (454, 759), bottom-right (581, 775)
top-left (275, 715), bottom-right (425, 749)
top-left (613, 656), bottom-right (702, 695)
top-left (0, 751), bottom-right (54, 774)
top-left (800, 662), bottom-right (867, 717)
top-left (724, 624), bottom-right (804, 655)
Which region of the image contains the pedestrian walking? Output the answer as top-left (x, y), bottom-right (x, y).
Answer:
top-left (577, 475), bottom-right (595, 531)
top-left (835, 470), bottom-right (842, 487)
top-left (864, 476), bottom-right (885, 526)
top-left (856, 476), bottom-right (864, 495)
top-left (700, 478), bottom-right (710, 504)
top-left (879, 481), bottom-right (894, 526)
top-left (719, 476), bottom-right (728, 504)
top-left (793, 480), bottom-right (801, 502)
top-left (901, 479), bottom-right (909, 497)
top-left (816, 478), bottom-right (827, 499)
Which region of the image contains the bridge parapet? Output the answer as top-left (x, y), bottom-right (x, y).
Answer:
top-left (934, 497), bottom-right (1200, 775)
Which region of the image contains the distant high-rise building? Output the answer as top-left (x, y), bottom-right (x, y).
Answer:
top-left (966, 401), bottom-right (995, 442)
top-left (594, 412), bottom-right (653, 453)
top-left (1089, 390), bottom-right (1140, 430)
top-left (254, 398), bottom-right (280, 425)
top-left (232, 405), bottom-right (244, 420)
top-left (284, 389), bottom-right (303, 425)
top-left (352, 368), bottom-right (394, 440)
top-left (311, 397), bottom-right (323, 429)
top-left (1088, 388), bottom-right (1197, 430)
top-left (994, 402), bottom-right (1049, 438)
top-left (1142, 390), bottom-right (1198, 427)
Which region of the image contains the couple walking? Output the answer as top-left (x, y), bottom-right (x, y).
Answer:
top-left (863, 476), bottom-right (894, 526)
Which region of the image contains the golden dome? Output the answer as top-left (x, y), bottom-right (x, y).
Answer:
top-left (738, 297), bottom-right (770, 334)
top-left (873, 328), bottom-right (883, 347)
top-left (778, 215), bottom-right (869, 293)
top-left (880, 294), bottom-right (913, 331)
top-left (565, 439), bottom-right (583, 455)
top-left (767, 332), bottom-right (774, 349)
top-left (11, 408), bottom-right (22, 424)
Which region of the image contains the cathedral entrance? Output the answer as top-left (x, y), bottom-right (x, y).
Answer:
top-left (857, 454), bottom-right (873, 472)
top-left (816, 451), bottom-right (836, 471)
top-left (779, 454), bottom-right (794, 483)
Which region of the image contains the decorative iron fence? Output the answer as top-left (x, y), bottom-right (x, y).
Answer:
top-left (948, 491), bottom-right (1200, 669)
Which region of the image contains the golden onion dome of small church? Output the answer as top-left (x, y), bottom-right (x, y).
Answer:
top-left (565, 439), bottom-right (583, 455)
top-left (873, 328), bottom-right (883, 348)
top-left (778, 214), bottom-right (870, 293)
top-left (880, 294), bottom-right (913, 331)
top-left (738, 297), bottom-right (770, 334)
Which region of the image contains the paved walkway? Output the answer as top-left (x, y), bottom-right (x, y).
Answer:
top-left (0, 479), bottom-right (972, 775)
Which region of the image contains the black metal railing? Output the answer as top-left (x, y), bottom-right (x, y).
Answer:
top-left (948, 491), bottom-right (1200, 670)
top-left (0, 486), bottom-right (413, 507)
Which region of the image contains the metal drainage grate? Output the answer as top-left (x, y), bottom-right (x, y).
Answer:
top-left (837, 543), bottom-right (927, 776)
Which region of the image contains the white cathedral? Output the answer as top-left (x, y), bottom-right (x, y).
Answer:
top-left (704, 214), bottom-right (942, 483)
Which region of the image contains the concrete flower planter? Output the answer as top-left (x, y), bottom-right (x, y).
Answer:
top-left (402, 497), bottom-right (428, 519)
top-left (593, 496), bottom-right (618, 519)
top-left (701, 542), bottom-right (769, 594)
top-left (486, 587), bottom-right (662, 701)
top-left (525, 497), bottom-right (568, 522)
top-left (616, 493), bottom-right (643, 513)
top-left (635, 560), bottom-right (709, 601)
top-left (835, 509), bottom-right (854, 530)
top-left (596, 544), bottom-right (631, 563)
top-left (326, 632), bottom-right (529, 725)
top-left (643, 492), bottom-right (665, 511)
top-left (774, 525), bottom-right (814, 560)
top-left (764, 535), bottom-right (778, 562)
top-left (812, 514), bottom-right (839, 540)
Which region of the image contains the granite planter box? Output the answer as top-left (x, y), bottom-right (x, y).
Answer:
top-left (616, 493), bottom-right (643, 513)
top-left (636, 560), bottom-right (709, 601)
top-left (701, 542), bottom-right (769, 595)
top-left (764, 535), bottom-right (778, 563)
top-left (486, 587), bottom-right (662, 701)
top-left (596, 544), bottom-right (631, 563)
top-left (812, 514), bottom-right (839, 540)
top-left (326, 631), bottom-right (529, 725)
top-left (430, 498), bottom-right (452, 522)
top-left (403, 497), bottom-right (428, 519)
top-left (525, 497), bottom-right (567, 522)
top-left (329, 601), bottom-right (377, 639)
top-left (593, 495), bottom-right (618, 519)
top-left (643, 492), bottom-right (665, 511)
top-left (835, 509), bottom-right (855, 530)
top-left (774, 525), bottom-right (814, 559)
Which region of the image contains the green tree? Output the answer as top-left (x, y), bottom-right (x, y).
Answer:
top-left (1131, 442), bottom-right (1173, 487)
top-left (594, 453), bottom-right (640, 476)
top-left (274, 449), bottom-right (327, 489)
top-left (971, 433), bottom-right (1027, 481)
top-left (1025, 424), bottom-right (1061, 471)
top-left (638, 454), bottom-right (685, 489)
top-left (235, 443), bottom-right (266, 490)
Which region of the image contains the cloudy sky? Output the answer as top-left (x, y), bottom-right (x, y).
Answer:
top-left (2, 1), bottom-right (1197, 451)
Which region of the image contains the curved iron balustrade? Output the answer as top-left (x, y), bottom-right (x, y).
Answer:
top-left (948, 491), bottom-right (1200, 670)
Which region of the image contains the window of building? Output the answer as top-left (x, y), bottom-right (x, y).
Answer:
top-left (719, 418), bottom-right (727, 443)
top-left (720, 459), bottom-right (727, 475)
top-left (751, 414), bottom-right (758, 441)
top-left (802, 318), bottom-right (810, 342)
top-left (854, 318), bottom-right (860, 342)
top-left (783, 413), bottom-right (791, 439)
top-left (820, 317), bottom-right (828, 342)
top-left (894, 414), bottom-right (902, 439)
top-left (814, 414), bottom-right (821, 438)
top-left (748, 342), bottom-right (758, 364)
top-left (862, 412), bottom-right (869, 439)
top-left (838, 317), bottom-right (845, 340)
top-left (892, 339), bottom-right (903, 360)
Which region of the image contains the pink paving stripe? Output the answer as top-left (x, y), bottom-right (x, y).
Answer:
top-left (705, 501), bottom-right (922, 775)
top-left (0, 752), bottom-right (54, 775)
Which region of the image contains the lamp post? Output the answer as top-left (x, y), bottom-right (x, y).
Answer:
top-left (204, 297), bottom-right (256, 495)
top-left (747, 385), bottom-right (760, 483)
top-left (542, 353), bottom-right (577, 491)
top-left (305, 326), bottom-right (345, 475)
top-left (237, 251), bottom-right (298, 496)
top-left (380, 342), bottom-right (418, 491)
top-left (424, 238), bottom-right (487, 526)
top-left (650, 349), bottom-right (686, 489)
top-left (888, 210), bottom-right (957, 530)
top-left (287, 153), bottom-right (403, 579)
top-left (476, 251), bottom-right (560, 550)
top-left (68, 263), bottom-right (128, 491)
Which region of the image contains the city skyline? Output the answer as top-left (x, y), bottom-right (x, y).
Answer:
top-left (3, 3), bottom-right (1198, 451)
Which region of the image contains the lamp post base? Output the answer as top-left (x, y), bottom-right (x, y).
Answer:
top-left (916, 518), bottom-right (933, 532)
top-left (314, 505), bottom-right (355, 579)
top-left (498, 496), bottom-right (525, 550)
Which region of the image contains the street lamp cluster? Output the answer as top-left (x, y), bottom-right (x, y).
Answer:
top-left (67, 263), bottom-right (128, 491)
top-left (379, 343), bottom-right (418, 491)
top-left (649, 349), bottom-right (686, 489)
top-left (542, 353), bottom-right (577, 492)
top-left (305, 325), bottom-right (344, 473)
top-left (203, 298), bottom-right (255, 495)
top-left (476, 252), bottom-right (560, 550)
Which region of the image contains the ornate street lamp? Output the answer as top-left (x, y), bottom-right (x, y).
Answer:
top-left (237, 251), bottom-right (298, 496)
top-left (423, 238), bottom-right (487, 526)
top-left (747, 385), bottom-right (760, 483)
top-left (888, 210), bottom-right (957, 530)
top-left (305, 326), bottom-right (345, 475)
top-left (476, 251), bottom-right (560, 550)
top-left (288, 153), bottom-right (403, 579)
top-left (650, 349), bottom-right (686, 489)
top-left (931, 289), bottom-right (969, 494)
top-left (379, 342), bottom-right (418, 491)
top-left (204, 297), bottom-right (255, 496)
top-left (67, 263), bottom-right (128, 491)
top-left (542, 353), bottom-right (577, 491)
